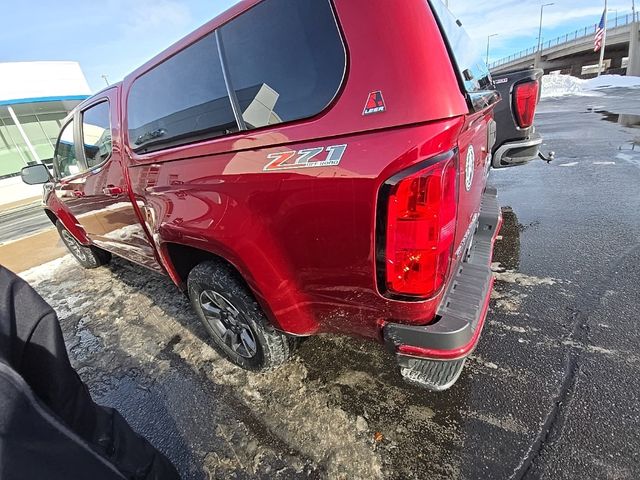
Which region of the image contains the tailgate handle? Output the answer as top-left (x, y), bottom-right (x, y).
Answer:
top-left (103, 185), bottom-right (123, 196)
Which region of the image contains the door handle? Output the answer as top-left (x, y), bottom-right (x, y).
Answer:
top-left (103, 185), bottom-right (124, 196)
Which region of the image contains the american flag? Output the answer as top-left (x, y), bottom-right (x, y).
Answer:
top-left (594, 11), bottom-right (606, 52)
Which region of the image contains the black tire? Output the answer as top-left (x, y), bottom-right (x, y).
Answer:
top-left (187, 260), bottom-right (291, 371)
top-left (56, 221), bottom-right (111, 269)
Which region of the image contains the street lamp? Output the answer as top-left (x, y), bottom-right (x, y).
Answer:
top-left (608, 9), bottom-right (618, 27)
top-left (486, 34), bottom-right (498, 64)
top-left (535, 3), bottom-right (554, 68)
top-left (537, 3), bottom-right (554, 53)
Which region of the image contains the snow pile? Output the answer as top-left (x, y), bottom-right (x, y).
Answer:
top-left (541, 74), bottom-right (640, 98)
top-left (586, 74), bottom-right (640, 89)
top-left (541, 74), bottom-right (588, 98)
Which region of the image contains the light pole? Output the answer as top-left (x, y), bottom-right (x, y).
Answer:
top-left (630, 0), bottom-right (640, 76)
top-left (101, 75), bottom-right (110, 87)
top-left (608, 9), bottom-right (618, 27)
top-left (537, 3), bottom-right (554, 54)
top-left (486, 34), bottom-right (498, 64)
top-left (534, 3), bottom-right (555, 68)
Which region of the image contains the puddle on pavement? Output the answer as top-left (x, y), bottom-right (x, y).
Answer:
top-left (618, 140), bottom-right (640, 151)
top-left (493, 207), bottom-right (521, 271)
top-left (585, 107), bottom-right (640, 128)
top-left (70, 318), bottom-right (103, 361)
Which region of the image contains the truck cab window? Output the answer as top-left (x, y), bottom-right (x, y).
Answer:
top-left (82, 102), bottom-right (112, 168)
top-left (127, 33), bottom-right (237, 153)
top-left (54, 120), bottom-right (82, 178)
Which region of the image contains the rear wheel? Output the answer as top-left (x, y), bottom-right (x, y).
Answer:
top-left (56, 221), bottom-right (111, 269)
top-left (187, 260), bottom-right (291, 371)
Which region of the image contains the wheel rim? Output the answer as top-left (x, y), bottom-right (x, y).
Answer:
top-left (61, 229), bottom-right (88, 262)
top-left (198, 290), bottom-right (257, 359)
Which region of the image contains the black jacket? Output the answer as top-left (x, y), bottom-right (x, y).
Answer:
top-left (0, 266), bottom-right (180, 480)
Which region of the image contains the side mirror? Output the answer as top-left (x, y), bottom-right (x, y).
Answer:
top-left (21, 164), bottom-right (52, 185)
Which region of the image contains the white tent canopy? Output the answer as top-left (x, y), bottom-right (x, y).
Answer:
top-left (0, 61), bottom-right (91, 103)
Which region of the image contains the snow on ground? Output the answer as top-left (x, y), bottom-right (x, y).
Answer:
top-left (586, 75), bottom-right (640, 89)
top-left (541, 74), bottom-right (640, 99)
top-left (18, 255), bottom-right (75, 281)
top-left (16, 246), bottom-right (563, 479)
top-left (21, 257), bottom-right (387, 479)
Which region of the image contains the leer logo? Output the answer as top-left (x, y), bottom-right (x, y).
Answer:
top-left (363, 91), bottom-right (386, 115)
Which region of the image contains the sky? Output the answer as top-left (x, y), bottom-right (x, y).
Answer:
top-left (2, 0), bottom-right (635, 92)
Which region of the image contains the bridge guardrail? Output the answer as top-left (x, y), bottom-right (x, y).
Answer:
top-left (490, 13), bottom-right (639, 69)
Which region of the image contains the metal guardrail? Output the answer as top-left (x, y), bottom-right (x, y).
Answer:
top-left (490, 13), bottom-right (640, 69)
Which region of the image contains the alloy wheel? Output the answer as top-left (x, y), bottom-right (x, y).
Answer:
top-left (198, 290), bottom-right (257, 359)
top-left (61, 229), bottom-right (88, 262)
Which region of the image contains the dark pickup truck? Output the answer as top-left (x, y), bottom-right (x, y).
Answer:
top-left (492, 68), bottom-right (551, 167)
top-left (21, 0), bottom-right (545, 391)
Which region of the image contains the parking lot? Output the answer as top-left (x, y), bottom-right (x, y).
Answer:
top-left (15, 87), bottom-right (640, 479)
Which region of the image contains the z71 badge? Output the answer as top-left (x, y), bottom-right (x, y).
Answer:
top-left (264, 144), bottom-right (347, 171)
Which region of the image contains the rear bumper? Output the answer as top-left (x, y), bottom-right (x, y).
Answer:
top-left (492, 133), bottom-right (542, 168)
top-left (383, 186), bottom-right (502, 362)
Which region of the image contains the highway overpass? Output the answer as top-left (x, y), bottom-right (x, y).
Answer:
top-left (490, 14), bottom-right (640, 77)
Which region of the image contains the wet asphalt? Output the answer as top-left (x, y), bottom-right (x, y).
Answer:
top-left (19, 87), bottom-right (640, 479)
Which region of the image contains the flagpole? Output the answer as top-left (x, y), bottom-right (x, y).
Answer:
top-left (598, 0), bottom-right (608, 76)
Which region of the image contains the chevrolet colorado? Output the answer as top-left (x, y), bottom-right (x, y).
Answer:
top-left (22, 0), bottom-right (544, 390)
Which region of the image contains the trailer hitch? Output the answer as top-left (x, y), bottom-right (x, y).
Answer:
top-left (539, 151), bottom-right (555, 163)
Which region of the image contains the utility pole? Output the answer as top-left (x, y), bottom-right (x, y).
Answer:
top-left (536, 3), bottom-right (554, 68)
top-left (597, 0), bottom-right (608, 76)
top-left (486, 34), bottom-right (498, 65)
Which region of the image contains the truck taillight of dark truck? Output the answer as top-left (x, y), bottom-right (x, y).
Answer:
top-left (21, 0), bottom-right (543, 391)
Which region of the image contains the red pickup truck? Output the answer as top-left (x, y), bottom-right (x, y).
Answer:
top-left (21, 0), bottom-right (542, 390)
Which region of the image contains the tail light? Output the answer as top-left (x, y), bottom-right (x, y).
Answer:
top-left (379, 151), bottom-right (458, 298)
top-left (513, 80), bottom-right (540, 128)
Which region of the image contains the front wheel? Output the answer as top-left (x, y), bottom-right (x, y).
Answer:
top-left (56, 221), bottom-right (111, 269)
top-left (187, 261), bottom-right (292, 371)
